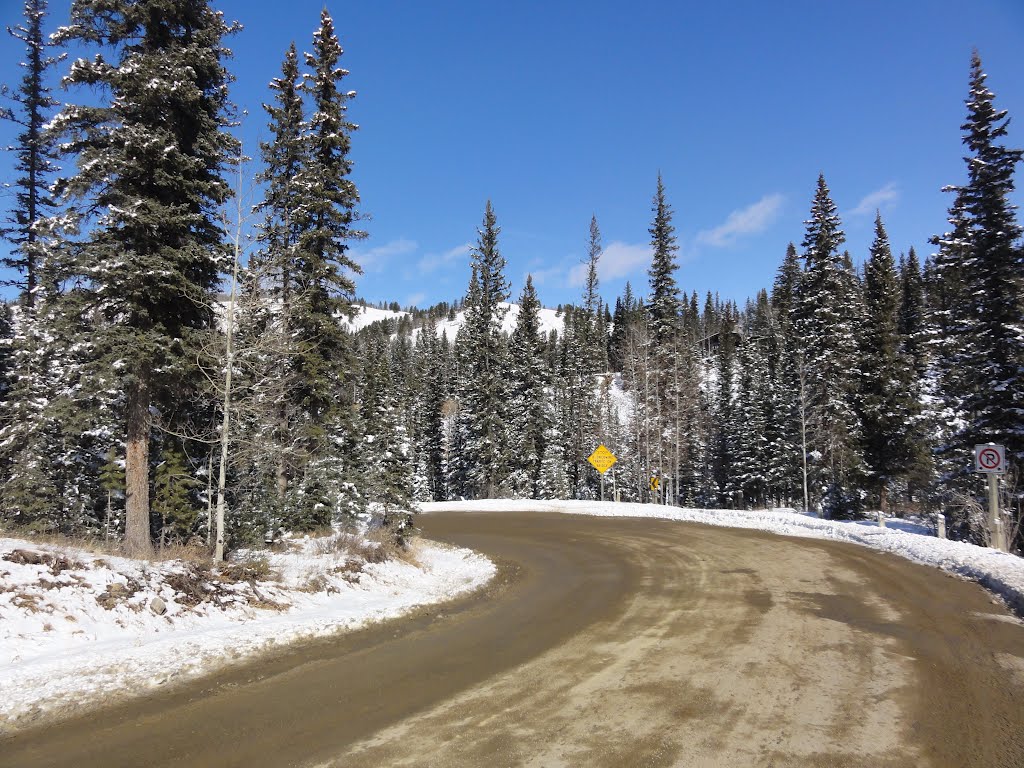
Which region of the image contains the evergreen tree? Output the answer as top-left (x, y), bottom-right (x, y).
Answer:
top-left (860, 214), bottom-right (916, 511)
top-left (286, 10), bottom-right (366, 524)
top-left (153, 444), bottom-right (200, 548)
top-left (711, 306), bottom-right (737, 506)
top-left (928, 54), bottom-right (1024, 547)
top-left (1, 0), bottom-right (64, 307)
top-left (53, 0), bottom-right (239, 554)
top-left (506, 276), bottom-right (548, 497)
top-left (898, 246), bottom-right (927, 379)
top-left (458, 202), bottom-right (511, 497)
top-left (794, 175), bottom-right (865, 517)
top-left (941, 53), bottom-right (1024, 468)
top-left (646, 174), bottom-right (681, 345)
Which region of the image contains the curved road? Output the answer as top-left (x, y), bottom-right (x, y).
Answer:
top-left (2, 512), bottom-right (1024, 767)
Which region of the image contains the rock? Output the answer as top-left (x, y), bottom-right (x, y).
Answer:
top-left (150, 596), bottom-right (167, 616)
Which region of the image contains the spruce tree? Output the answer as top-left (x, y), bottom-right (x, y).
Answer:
top-left (287, 10), bottom-right (366, 524)
top-left (794, 175), bottom-right (865, 517)
top-left (898, 246), bottom-right (927, 379)
top-left (506, 275), bottom-right (548, 497)
top-left (860, 214), bottom-right (916, 511)
top-left (458, 202), bottom-right (511, 497)
top-left (944, 53), bottom-right (1024, 467)
top-left (53, 0), bottom-right (239, 555)
top-left (646, 174), bottom-right (681, 345)
top-left (1, 0), bottom-right (64, 307)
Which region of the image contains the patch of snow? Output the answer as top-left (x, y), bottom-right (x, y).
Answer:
top-left (0, 535), bottom-right (493, 732)
top-left (339, 305), bottom-right (410, 332)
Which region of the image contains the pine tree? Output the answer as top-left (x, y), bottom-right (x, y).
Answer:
top-left (898, 246), bottom-right (928, 379)
top-left (1, 0), bottom-right (64, 307)
top-left (458, 202), bottom-right (511, 498)
top-left (357, 330), bottom-right (414, 537)
top-left (53, 0), bottom-right (239, 554)
top-left (153, 444), bottom-right (200, 549)
top-left (506, 276), bottom-right (548, 497)
top-left (927, 54), bottom-right (1024, 547)
top-left (646, 174), bottom-right (681, 346)
top-left (942, 53), bottom-right (1024, 468)
top-left (286, 10), bottom-right (366, 524)
top-left (711, 306), bottom-right (737, 506)
top-left (860, 214), bottom-right (916, 511)
top-left (771, 243), bottom-right (801, 333)
top-left (794, 175), bottom-right (865, 517)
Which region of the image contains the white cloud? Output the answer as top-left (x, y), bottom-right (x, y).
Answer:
top-left (351, 238), bottom-right (417, 272)
top-left (848, 182), bottom-right (900, 217)
top-left (568, 241), bottom-right (652, 287)
top-left (405, 292), bottom-right (426, 308)
top-left (418, 243), bottom-right (471, 273)
top-left (696, 193), bottom-right (785, 248)
top-left (530, 264), bottom-right (571, 288)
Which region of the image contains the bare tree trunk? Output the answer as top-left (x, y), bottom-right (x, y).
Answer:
top-left (125, 374), bottom-right (154, 557)
top-left (799, 360), bottom-right (810, 516)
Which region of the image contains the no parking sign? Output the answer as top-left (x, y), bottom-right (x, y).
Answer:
top-left (974, 444), bottom-right (1007, 474)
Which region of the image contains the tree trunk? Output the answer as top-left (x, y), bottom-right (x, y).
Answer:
top-left (125, 374), bottom-right (154, 557)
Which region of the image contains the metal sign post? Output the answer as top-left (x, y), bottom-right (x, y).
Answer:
top-left (974, 444), bottom-right (1007, 551)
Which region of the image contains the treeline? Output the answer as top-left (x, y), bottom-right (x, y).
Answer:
top-left (372, 55), bottom-right (1022, 551)
top-left (0, 0), bottom-right (1020, 557)
top-left (0, 0), bottom-right (412, 556)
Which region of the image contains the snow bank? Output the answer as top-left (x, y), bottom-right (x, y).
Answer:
top-left (0, 535), bottom-right (494, 733)
top-left (421, 500), bottom-right (1024, 616)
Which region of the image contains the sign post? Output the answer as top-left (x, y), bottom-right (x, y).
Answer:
top-left (588, 445), bottom-right (617, 502)
top-left (974, 444), bottom-right (1007, 551)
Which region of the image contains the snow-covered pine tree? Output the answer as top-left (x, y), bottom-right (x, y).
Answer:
top-left (458, 202), bottom-right (511, 498)
top-left (357, 330), bottom-right (414, 537)
top-left (945, 54), bottom-right (1023, 466)
top-left (898, 247), bottom-right (927, 380)
top-left (506, 275), bottom-right (549, 498)
top-left (646, 174), bottom-right (681, 346)
top-left (285, 10), bottom-right (366, 526)
top-left (579, 215), bottom-right (605, 374)
top-left (408, 318), bottom-right (447, 500)
top-left (860, 214), bottom-right (917, 512)
top-left (711, 305), bottom-right (738, 506)
top-left (1, 0), bottom-right (64, 307)
top-left (53, 0), bottom-right (239, 555)
top-left (794, 175), bottom-right (866, 518)
top-left (928, 54), bottom-right (1024, 547)
top-left (731, 324), bottom-right (770, 508)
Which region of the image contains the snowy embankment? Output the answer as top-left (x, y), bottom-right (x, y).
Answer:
top-left (422, 499), bottom-right (1024, 616)
top-left (0, 533), bottom-right (494, 734)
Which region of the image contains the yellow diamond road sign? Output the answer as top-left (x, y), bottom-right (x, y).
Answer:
top-left (588, 445), bottom-right (617, 474)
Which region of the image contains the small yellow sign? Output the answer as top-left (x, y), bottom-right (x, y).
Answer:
top-left (587, 445), bottom-right (617, 474)
top-left (649, 476), bottom-right (660, 491)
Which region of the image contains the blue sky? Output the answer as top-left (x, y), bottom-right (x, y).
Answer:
top-left (2, 0), bottom-right (1023, 311)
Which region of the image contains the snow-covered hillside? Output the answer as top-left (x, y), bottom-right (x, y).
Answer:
top-left (339, 305), bottom-right (411, 332)
top-left (342, 302), bottom-right (566, 339)
top-left (0, 532), bottom-right (493, 733)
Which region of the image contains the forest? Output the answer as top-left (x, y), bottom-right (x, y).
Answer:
top-left (1, 0), bottom-right (1022, 557)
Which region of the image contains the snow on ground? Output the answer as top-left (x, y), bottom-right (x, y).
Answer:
top-left (434, 302), bottom-right (564, 341)
top-left (421, 499), bottom-right (1024, 616)
top-left (339, 305), bottom-right (410, 332)
top-left (0, 533), bottom-right (494, 733)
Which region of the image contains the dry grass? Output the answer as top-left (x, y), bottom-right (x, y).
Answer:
top-left (2, 549), bottom-right (84, 575)
top-left (218, 555), bottom-right (276, 584)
